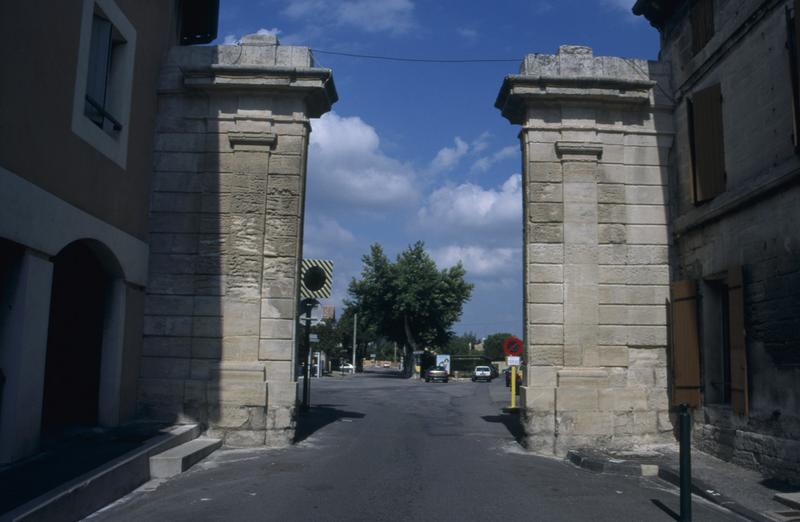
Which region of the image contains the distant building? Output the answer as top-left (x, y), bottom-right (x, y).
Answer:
top-left (322, 305), bottom-right (336, 321)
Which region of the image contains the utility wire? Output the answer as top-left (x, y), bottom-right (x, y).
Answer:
top-left (310, 48), bottom-right (520, 63)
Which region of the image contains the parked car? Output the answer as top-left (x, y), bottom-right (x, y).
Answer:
top-left (340, 363), bottom-right (355, 374)
top-left (471, 366), bottom-right (492, 382)
top-left (383, 362), bottom-right (391, 368)
top-left (504, 367), bottom-right (522, 388)
top-left (424, 365), bottom-right (449, 383)
top-left (489, 364), bottom-right (499, 379)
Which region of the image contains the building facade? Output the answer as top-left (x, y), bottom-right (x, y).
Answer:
top-left (500, 0), bottom-right (800, 483)
top-left (635, 0), bottom-right (800, 483)
top-left (0, 0), bottom-right (179, 464)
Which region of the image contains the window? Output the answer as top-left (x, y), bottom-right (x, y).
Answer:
top-left (691, 0), bottom-right (715, 55)
top-left (84, 12), bottom-right (124, 132)
top-left (671, 268), bottom-right (748, 415)
top-left (688, 83), bottom-right (726, 203)
top-left (71, 0), bottom-right (136, 168)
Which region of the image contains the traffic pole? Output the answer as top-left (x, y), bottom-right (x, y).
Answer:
top-left (510, 366), bottom-right (517, 409)
top-left (352, 312), bottom-right (357, 371)
top-left (679, 403), bottom-right (692, 521)
top-left (301, 299), bottom-right (315, 412)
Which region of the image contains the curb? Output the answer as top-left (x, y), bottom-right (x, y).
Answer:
top-left (566, 449), bottom-right (775, 522)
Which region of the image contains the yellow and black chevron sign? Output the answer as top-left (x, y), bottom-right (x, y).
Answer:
top-left (300, 259), bottom-right (333, 299)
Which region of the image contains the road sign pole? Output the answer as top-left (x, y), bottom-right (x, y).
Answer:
top-left (510, 366), bottom-right (517, 408)
top-left (352, 312), bottom-right (357, 371)
top-left (301, 299), bottom-right (316, 412)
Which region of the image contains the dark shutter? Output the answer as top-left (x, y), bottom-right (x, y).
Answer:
top-left (789, 2), bottom-right (800, 150)
top-left (691, 0), bottom-right (715, 55)
top-left (727, 267), bottom-right (748, 416)
top-left (670, 280), bottom-right (701, 408)
top-left (691, 84), bottom-right (726, 203)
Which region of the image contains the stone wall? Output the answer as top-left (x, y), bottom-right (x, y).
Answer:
top-left (658, 0), bottom-right (800, 482)
top-left (139, 34), bottom-right (336, 446)
top-left (497, 45), bottom-right (675, 454)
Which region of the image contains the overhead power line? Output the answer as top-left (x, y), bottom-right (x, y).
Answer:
top-left (310, 48), bottom-right (520, 63)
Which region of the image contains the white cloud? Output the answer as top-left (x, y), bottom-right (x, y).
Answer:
top-left (256, 27), bottom-right (282, 37)
top-left (283, 0), bottom-right (415, 35)
top-left (417, 174), bottom-right (522, 239)
top-left (432, 245), bottom-right (521, 277)
top-left (304, 218), bottom-right (355, 249)
top-left (429, 137), bottom-right (469, 173)
top-left (222, 34), bottom-right (239, 45)
top-left (307, 113), bottom-right (419, 211)
top-left (470, 132), bottom-right (491, 154)
top-left (470, 145), bottom-right (518, 174)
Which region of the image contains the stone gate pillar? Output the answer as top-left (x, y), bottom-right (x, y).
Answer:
top-left (496, 45), bottom-right (674, 454)
top-left (141, 33), bottom-right (336, 446)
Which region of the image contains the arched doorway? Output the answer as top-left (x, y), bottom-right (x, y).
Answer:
top-left (40, 241), bottom-right (111, 437)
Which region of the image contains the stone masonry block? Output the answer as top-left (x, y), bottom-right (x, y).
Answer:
top-left (528, 303), bottom-right (563, 324)
top-left (598, 346), bottom-right (629, 367)
top-left (530, 224), bottom-right (563, 243)
top-left (529, 183), bottom-right (563, 203)
top-left (528, 162), bottom-right (563, 182)
top-left (529, 264), bottom-right (563, 283)
top-left (529, 325), bottom-right (564, 345)
top-left (530, 345), bottom-right (564, 365)
top-left (259, 339), bottom-right (294, 361)
top-left (524, 386), bottom-right (556, 411)
top-left (207, 381), bottom-right (268, 407)
top-left (558, 368), bottom-right (609, 387)
top-left (527, 243), bottom-right (564, 264)
top-left (528, 366), bottom-right (558, 387)
top-left (140, 356), bottom-right (191, 380)
top-left (598, 224), bottom-right (626, 244)
top-left (528, 283), bottom-right (564, 304)
top-left (568, 412), bottom-right (614, 436)
top-left (625, 185), bottom-right (667, 205)
top-left (530, 203), bottom-right (564, 223)
top-left (261, 298), bottom-right (295, 319)
top-left (556, 388), bottom-right (598, 411)
top-left (598, 387), bottom-right (649, 411)
top-left (260, 319), bottom-right (294, 340)
top-left (563, 183), bottom-right (597, 204)
top-left (627, 225), bottom-right (668, 245)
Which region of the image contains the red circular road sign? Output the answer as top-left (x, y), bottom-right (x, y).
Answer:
top-left (503, 336), bottom-right (523, 356)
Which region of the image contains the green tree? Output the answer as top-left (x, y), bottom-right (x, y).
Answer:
top-left (446, 331), bottom-right (479, 355)
top-left (482, 332), bottom-right (514, 361)
top-left (348, 241), bottom-right (473, 376)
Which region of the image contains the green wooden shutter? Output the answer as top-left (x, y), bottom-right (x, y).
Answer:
top-left (691, 84), bottom-right (726, 203)
top-left (727, 267), bottom-right (748, 416)
top-left (670, 280), bottom-right (701, 408)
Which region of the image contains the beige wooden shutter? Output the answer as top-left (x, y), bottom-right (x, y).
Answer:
top-left (727, 267), bottom-right (748, 416)
top-left (670, 280), bottom-right (701, 408)
top-left (692, 84), bottom-right (726, 202)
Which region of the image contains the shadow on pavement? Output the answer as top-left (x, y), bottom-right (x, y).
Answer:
top-left (760, 478), bottom-right (800, 493)
top-left (294, 404), bottom-right (365, 443)
top-left (481, 414), bottom-right (526, 445)
top-left (650, 498), bottom-right (680, 520)
top-left (360, 369), bottom-right (408, 379)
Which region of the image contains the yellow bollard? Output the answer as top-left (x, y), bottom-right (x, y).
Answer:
top-left (510, 365), bottom-right (517, 408)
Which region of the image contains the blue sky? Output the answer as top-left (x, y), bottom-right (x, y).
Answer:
top-left (215, 0), bottom-right (660, 338)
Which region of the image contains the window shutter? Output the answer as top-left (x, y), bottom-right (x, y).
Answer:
top-left (792, 1), bottom-right (800, 150)
top-left (670, 280), bottom-right (701, 408)
top-left (691, 0), bottom-right (715, 54)
top-left (691, 84), bottom-right (726, 203)
top-left (727, 267), bottom-right (748, 416)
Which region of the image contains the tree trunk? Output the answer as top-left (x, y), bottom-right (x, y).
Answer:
top-left (403, 315), bottom-right (418, 378)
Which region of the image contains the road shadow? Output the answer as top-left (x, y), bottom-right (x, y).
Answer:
top-left (481, 413), bottom-right (526, 445)
top-left (760, 477), bottom-right (800, 493)
top-left (360, 370), bottom-right (408, 379)
top-left (294, 404), bottom-right (365, 443)
top-left (650, 499), bottom-right (680, 520)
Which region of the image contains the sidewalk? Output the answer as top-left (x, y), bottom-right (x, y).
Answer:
top-left (567, 445), bottom-right (800, 522)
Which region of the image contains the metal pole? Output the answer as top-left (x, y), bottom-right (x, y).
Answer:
top-left (510, 366), bottom-right (517, 408)
top-left (679, 403), bottom-right (692, 522)
top-left (301, 301), bottom-right (312, 411)
top-left (352, 312), bottom-right (357, 371)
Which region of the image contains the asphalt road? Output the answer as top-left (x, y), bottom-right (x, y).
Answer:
top-left (89, 370), bottom-right (742, 521)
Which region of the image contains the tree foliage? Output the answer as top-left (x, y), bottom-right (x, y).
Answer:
top-left (446, 331), bottom-right (479, 355)
top-left (347, 241), bottom-right (473, 375)
top-left (482, 332), bottom-right (514, 361)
